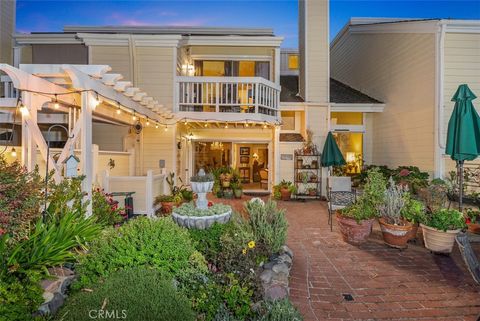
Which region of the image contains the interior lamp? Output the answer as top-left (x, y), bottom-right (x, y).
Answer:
top-left (53, 94), bottom-right (60, 109)
top-left (10, 147), bottom-right (17, 158)
top-left (346, 152), bottom-right (356, 163)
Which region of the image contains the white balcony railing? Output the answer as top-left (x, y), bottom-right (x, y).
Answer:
top-left (1, 76), bottom-right (17, 99)
top-left (176, 76), bottom-right (280, 118)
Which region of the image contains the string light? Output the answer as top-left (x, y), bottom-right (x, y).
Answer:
top-left (245, 121), bottom-right (249, 128)
top-left (92, 92), bottom-right (100, 109)
top-left (155, 123), bottom-right (159, 129)
top-left (132, 112), bottom-right (137, 121)
top-left (224, 123), bottom-right (228, 129)
top-left (10, 147), bottom-right (17, 158)
top-left (116, 101), bottom-right (121, 115)
top-left (164, 125), bottom-right (168, 132)
top-left (184, 119), bottom-right (188, 125)
top-left (19, 100), bottom-right (28, 116)
top-left (204, 123), bottom-right (208, 127)
top-left (263, 122), bottom-right (268, 129)
top-left (53, 94), bottom-right (59, 109)
top-left (146, 118), bottom-right (150, 126)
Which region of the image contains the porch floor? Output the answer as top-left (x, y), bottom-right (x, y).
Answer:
top-left (211, 196), bottom-right (480, 320)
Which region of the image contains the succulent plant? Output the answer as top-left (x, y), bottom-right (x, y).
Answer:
top-left (173, 202), bottom-right (231, 217)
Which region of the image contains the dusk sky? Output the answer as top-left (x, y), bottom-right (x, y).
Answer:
top-left (16, 0), bottom-right (480, 48)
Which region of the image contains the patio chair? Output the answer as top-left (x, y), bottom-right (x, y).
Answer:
top-left (327, 176), bottom-right (356, 231)
top-left (259, 169), bottom-right (268, 189)
top-left (455, 232), bottom-right (480, 284)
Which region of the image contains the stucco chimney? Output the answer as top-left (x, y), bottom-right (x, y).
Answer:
top-left (0, 0), bottom-right (15, 65)
top-left (298, 0), bottom-right (329, 103)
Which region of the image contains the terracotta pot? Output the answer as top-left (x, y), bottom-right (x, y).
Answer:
top-left (336, 212), bottom-right (374, 245)
top-left (408, 222), bottom-right (419, 240)
top-left (420, 224), bottom-right (460, 254)
top-left (280, 188), bottom-right (291, 201)
top-left (379, 218), bottom-right (413, 249)
top-left (308, 190), bottom-right (317, 196)
top-left (161, 201), bottom-right (174, 214)
top-left (467, 222), bottom-right (480, 234)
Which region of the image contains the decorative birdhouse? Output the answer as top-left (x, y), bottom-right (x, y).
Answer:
top-left (63, 146), bottom-right (80, 178)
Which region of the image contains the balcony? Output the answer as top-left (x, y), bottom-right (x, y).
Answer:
top-left (175, 76), bottom-right (281, 122)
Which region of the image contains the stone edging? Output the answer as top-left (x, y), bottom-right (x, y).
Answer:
top-left (36, 267), bottom-right (75, 316)
top-left (260, 244), bottom-right (293, 300)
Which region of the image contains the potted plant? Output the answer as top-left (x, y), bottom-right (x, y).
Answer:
top-left (223, 188), bottom-right (234, 199)
top-left (274, 180), bottom-right (296, 201)
top-left (154, 194), bottom-right (182, 215)
top-left (420, 208), bottom-right (466, 254)
top-left (302, 129), bottom-right (315, 155)
top-left (465, 208), bottom-right (480, 234)
top-left (310, 174), bottom-right (318, 183)
top-left (401, 196), bottom-right (426, 241)
top-left (336, 168), bottom-right (386, 245)
top-left (307, 187), bottom-right (317, 196)
top-left (378, 178), bottom-right (413, 249)
top-left (231, 181), bottom-right (243, 199)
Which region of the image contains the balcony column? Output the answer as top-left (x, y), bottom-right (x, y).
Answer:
top-left (273, 125), bottom-right (281, 185)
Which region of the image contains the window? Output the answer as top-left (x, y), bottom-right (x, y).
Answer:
top-left (288, 54), bottom-right (299, 70)
top-left (194, 60), bottom-right (270, 80)
top-left (333, 132), bottom-right (363, 174)
top-left (331, 112), bottom-right (363, 125)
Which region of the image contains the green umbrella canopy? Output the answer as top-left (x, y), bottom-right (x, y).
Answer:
top-left (321, 132), bottom-right (346, 167)
top-left (445, 84), bottom-right (480, 162)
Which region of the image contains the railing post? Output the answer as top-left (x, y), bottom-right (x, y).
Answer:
top-left (102, 169), bottom-right (110, 192)
top-left (215, 82), bottom-right (220, 113)
top-left (92, 144), bottom-right (99, 185)
top-left (128, 147), bottom-right (135, 176)
top-left (255, 82), bottom-right (259, 114)
top-left (146, 170), bottom-right (153, 217)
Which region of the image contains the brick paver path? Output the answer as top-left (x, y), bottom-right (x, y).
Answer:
top-left (212, 196), bottom-right (480, 320)
top-left (281, 200), bottom-right (480, 321)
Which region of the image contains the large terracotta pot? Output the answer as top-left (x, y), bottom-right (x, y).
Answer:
top-left (280, 188), bottom-right (291, 201)
top-left (408, 222), bottom-right (419, 241)
top-left (336, 212), bottom-right (374, 245)
top-left (161, 201), bottom-right (174, 214)
top-left (420, 224), bottom-right (461, 254)
top-left (379, 218), bottom-right (413, 249)
top-left (467, 222), bottom-right (480, 234)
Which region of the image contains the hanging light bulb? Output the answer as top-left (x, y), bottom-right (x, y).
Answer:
top-left (263, 122), bottom-right (268, 129)
top-left (245, 122), bottom-right (249, 128)
top-left (155, 123), bottom-right (159, 129)
top-left (53, 94), bottom-right (60, 109)
top-left (146, 118), bottom-right (150, 126)
top-left (132, 112), bottom-right (137, 121)
top-left (19, 100), bottom-right (28, 116)
top-left (116, 101), bottom-right (121, 115)
top-left (204, 123), bottom-right (208, 128)
top-left (164, 125), bottom-right (168, 132)
top-left (10, 147), bottom-right (17, 158)
top-left (184, 119), bottom-right (188, 125)
top-left (92, 92), bottom-right (100, 109)
top-left (224, 123), bottom-right (228, 129)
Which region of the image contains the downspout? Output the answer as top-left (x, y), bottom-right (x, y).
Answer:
top-left (435, 21), bottom-right (446, 178)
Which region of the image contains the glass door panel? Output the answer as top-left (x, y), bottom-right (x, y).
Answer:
top-left (193, 142), bottom-right (232, 174)
top-left (333, 132), bottom-right (363, 174)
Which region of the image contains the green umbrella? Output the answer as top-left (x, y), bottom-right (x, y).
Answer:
top-left (445, 84), bottom-right (480, 211)
top-left (321, 132), bottom-right (346, 167)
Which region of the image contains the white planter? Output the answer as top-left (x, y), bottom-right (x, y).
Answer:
top-left (191, 181), bottom-right (214, 194)
top-left (420, 224), bottom-right (461, 254)
top-left (172, 210), bottom-right (232, 230)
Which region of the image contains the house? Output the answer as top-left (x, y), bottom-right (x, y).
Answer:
top-left (330, 18), bottom-right (480, 178)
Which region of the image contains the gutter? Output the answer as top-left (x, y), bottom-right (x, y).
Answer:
top-left (434, 21), bottom-right (446, 178)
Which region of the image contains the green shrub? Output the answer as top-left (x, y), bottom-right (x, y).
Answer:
top-left (55, 268), bottom-right (195, 321)
top-left (245, 200), bottom-right (287, 255)
top-left (0, 156), bottom-right (43, 242)
top-left (254, 299), bottom-right (303, 321)
top-left (74, 217), bottom-right (207, 288)
top-left (189, 222), bottom-right (230, 265)
top-left (91, 188), bottom-right (125, 226)
top-left (0, 272), bottom-right (43, 321)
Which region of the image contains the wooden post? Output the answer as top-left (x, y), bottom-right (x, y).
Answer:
top-left (145, 170), bottom-right (153, 217)
top-left (81, 92), bottom-right (93, 217)
top-left (21, 92), bottom-right (37, 171)
top-left (273, 125), bottom-right (280, 186)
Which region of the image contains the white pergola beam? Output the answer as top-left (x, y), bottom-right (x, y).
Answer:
top-left (101, 73), bottom-right (123, 86)
top-left (113, 81), bottom-right (132, 92)
top-left (81, 92), bottom-right (93, 216)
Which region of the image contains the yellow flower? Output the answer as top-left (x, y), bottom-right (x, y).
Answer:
top-left (248, 241), bottom-right (256, 249)
top-left (242, 248), bottom-right (247, 255)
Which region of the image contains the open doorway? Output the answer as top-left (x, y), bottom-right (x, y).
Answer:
top-left (234, 143), bottom-right (269, 191)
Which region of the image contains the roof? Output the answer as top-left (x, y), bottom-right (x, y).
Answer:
top-left (62, 26), bottom-right (275, 37)
top-left (330, 79), bottom-right (383, 104)
top-left (280, 76), bottom-right (303, 102)
top-left (279, 76), bottom-right (383, 104)
top-left (280, 133), bottom-right (305, 142)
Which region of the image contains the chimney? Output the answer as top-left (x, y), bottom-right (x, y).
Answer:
top-left (298, 0), bottom-right (329, 103)
top-left (0, 0), bottom-right (15, 65)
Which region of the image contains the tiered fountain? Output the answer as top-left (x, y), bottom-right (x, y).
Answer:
top-left (172, 169), bottom-right (232, 229)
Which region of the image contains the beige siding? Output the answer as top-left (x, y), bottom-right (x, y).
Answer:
top-left (19, 45), bottom-right (32, 64)
top-left (135, 47), bottom-right (174, 110)
top-left (443, 33), bottom-right (480, 142)
top-left (299, 0), bottom-right (329, 103)
top-left (92, 123), bottom-right (129, 152)
top-left (90, 45), bottom-right (132, 81)
top-left (331, 32), bottom-right (436, 173)
top-left (279, 142), bottom-right (302, 182)
top-left (141, 126), bottom-right (175, 175)
top-left (298, 0), bottom-right (306, 99)
top-left (0, 0), bottom-right (14, 65)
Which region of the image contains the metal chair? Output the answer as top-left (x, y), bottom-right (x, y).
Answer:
top-left (455, 232), bottom-right (480, 284)
top-left (327, 176), bottom-right (356, 231)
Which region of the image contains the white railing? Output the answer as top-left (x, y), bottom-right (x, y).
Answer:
top-left (176, 76), bottom-right (280, 117)
top-left (1, 75), bottom-right (17, 98)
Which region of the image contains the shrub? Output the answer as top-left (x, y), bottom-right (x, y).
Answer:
top-left (74, 217), bottom-right (207, 288)
top-left (245, 200), bottom-right (287, 255)
top-left (0, 272), bottom-right (43, 321)
top-left (55, 268), bottom-right (195, 321)
top-left (422, 208), bottom-right (466, 232)
top-left (0, 157), bottom-right (42, 242)
top-left (189, 222), bottom-right (230, 265)
top-left (254, 299), bottom-right (303, 321)
top-left (91, 188), bottom-right (126, 226)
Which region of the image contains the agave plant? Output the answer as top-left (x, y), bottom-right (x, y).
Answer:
top-left (379, 177), bottom-right (408, 225)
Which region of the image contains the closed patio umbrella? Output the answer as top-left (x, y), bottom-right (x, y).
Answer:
top-left (321, 132), bottom-right (346, 168)
top-left (445, 84), bottom-right (480, 212)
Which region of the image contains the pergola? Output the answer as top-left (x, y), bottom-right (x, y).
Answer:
top-left (0, 63), bottom-right (174, 215)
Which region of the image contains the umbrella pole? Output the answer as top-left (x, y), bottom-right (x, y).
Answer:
top-left (458, 160), bottom-right (464, 212)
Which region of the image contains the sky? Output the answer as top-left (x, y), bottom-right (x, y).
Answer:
top-left (16, 0), bottom-right (480, 48)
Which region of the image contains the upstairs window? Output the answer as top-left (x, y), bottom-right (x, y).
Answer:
top-left (194, 60), bottom-right (270, 80)
top-left (288, 54), bottom-right (299, 70)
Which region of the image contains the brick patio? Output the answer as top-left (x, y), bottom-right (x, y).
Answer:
top-left (217, 196), bottom-right (480, 320)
